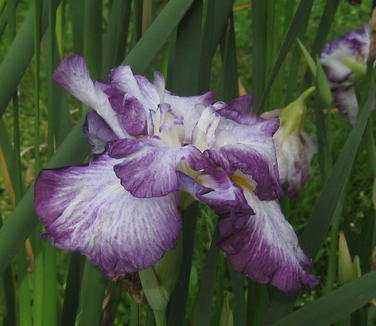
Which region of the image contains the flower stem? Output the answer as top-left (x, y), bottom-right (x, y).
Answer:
top-left (139, 268), bottom-right (169, 326)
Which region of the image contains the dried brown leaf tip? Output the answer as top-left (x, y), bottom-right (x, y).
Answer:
top-left (368, 8), bottom-right (376, 64)
top-left (112, 273), bottom-right (146, 304)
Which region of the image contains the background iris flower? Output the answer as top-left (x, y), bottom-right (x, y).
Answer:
top-left (320, 25), bottom-right (369, 124)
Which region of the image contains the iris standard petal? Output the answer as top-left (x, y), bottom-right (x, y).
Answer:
top-left (54, 55), bottom-right (127, 138)
top-left (108, 137), bottom-right (208, 198)
top-left (218, 189), bottom-right (319, 291)
top-left (35, 154), bottom-right (181, 276)
top-left (205, 116), bottom-right (282, 200)
top-left (110, 65), bottom-right (161, 113)
top-left (83, 111), bottom-right (118, 154)
top-left (108, 91), bottom-right (147, 136)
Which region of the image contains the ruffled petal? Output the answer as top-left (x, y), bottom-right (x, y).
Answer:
top-left (35, 154), bottom-right (181, 276)
top-left (206, 117), bottom-right (282, 200)
top-left (108, 137), bottom-right (208, 198)
top-left (54, 55), bottom-right (127, 138)
top-left (217, 94), bottom-right (253, 120)
top-left (197, 170), bottom-right (254, 222)
top-left (83, 111), bottom-right (118, 154)
top-left (110, 66), bottom-right (161, 113)
top-left (218, 189), bottom-right (319, 291)
top-left (108, 91), bottom-right (147, 136)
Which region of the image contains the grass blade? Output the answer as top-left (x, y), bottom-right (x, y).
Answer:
top-left (0, 0), bottom-right (63, 117)
top-left (76, 261), bottom-right (106, 326)
top-left (193, 231), bottom-right (220, 326)
top-left (167, 204), bottom-right (198, 326)
top-left (83, 0), bottom-right (102, 78)
top-left (271, 270), bottom-right (376, 326)
top-left (102, 0), bottom-right (132, 74)
top-left (166, 0), bottom-right (202, 95)
top-left (251, 0), bottom-right (267, 109)
top-left (61, 252), bottom-right (84, 326)
top-left (256, 0), bottom-right (314, 113)
top-left (198, 0), bottom-right (233, 93)
top-left (122, 0), bottom-right (194, 73)
top-left (68, 0), bottom-right (84, 55)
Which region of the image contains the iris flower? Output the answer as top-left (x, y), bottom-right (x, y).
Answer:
top-left (320, 25), bottom-right (369, 124)
top-left (35, 55), bottom-right (318, 291)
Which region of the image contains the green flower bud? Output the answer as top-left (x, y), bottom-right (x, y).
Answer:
top-left (316, 59), bottom-right (333, 108)
top-left (279, 87), bottom-right (315, 141)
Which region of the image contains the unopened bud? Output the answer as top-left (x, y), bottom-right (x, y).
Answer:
top-left (316, 58), bottom-right (333, 108)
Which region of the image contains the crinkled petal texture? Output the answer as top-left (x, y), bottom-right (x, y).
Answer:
top-left (217, 188), bottom-right (319, 291)
top-left (274, 128), bottom-right (317, 197)
top-left (320, 25), bottom-right (369, 83)
top-left (108, 137), bottom-right (208, 198)
top-left (205, 115), bottom-right (282, 200)
top-left (35, 154), bottom-right (181, 276)
top-left (197, 170), bottom-right (254, 220)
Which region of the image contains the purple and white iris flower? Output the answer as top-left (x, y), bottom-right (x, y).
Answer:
top-left (320, 25), bottom-right (369, 124)
top-left (262, 88), bottom-right (317, 197)
top-left (34, 55), bottom-right (319, 291)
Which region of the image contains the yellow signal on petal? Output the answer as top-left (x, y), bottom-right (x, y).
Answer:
top-left (230, 175), bottom-right (255, 192)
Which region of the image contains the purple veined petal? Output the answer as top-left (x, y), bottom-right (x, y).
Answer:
top-left (34, 154), bottom-right (181, 277)
top-left (108, 92), bottom-right (147, 136)
top-left (108, 137), bottom-right (209, 198)
top-left (217, 94), bottom-right (254, 119)
top-left (218, 189), bottom-right (319, 291)
top-left (206, 117), bottom-right (282, 200)
top-left (342, 24), bottom-right (370, 58)
top-left (333, 85), bottom-right (359, 125)
top-left (274, 127), bottom-right (317, 197)
top-left (177, 171), bottom-right (213, 198)
top-left (321, 41), bottom-right (354, 83)
top-left (54, 55), bottom-right (127, 138)
top-left (83, 111), bottom-right (118, 154)
top-left (320, 26), bottom-right (369, 83)
top-left (196, 170), bottom-right (254, 226)
top-left (110, 66), bottom-right (161, 112)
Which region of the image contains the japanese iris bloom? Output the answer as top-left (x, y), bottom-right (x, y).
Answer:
top-left (34, 55), bottom-right (319, 291)
top-left (320, 25), bottom-right (369, 124)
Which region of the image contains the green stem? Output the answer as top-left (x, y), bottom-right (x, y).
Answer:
top-left (364, 118), bottom-right (376, 250)
top-left (77, 261), bottom-right (106, 326)
top-left (139, 268), bottom-right (168, 326)
top-left (323, 200), bottom-right (343, 294)
top-left (43, 1), bottom-right (58, 324)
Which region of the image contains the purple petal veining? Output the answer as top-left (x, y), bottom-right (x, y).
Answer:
top-left (35, 154), bottom-right (181, 276)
